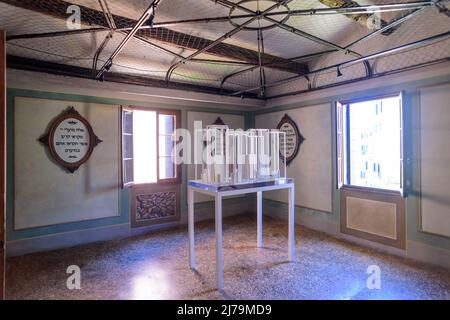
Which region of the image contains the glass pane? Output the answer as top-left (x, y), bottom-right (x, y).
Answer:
top-left (123, 159), bottom-right (133, 185)
top-left (159, 114), bottom-right (174, 135)
top-left (159, 157), bottom-right (175, 179)
top-left (133, 110), bottom-right (157, 184)
top-left (348, 96), bottom-right (401, 190)
top-left (159, 135), bottom-right (174, 157)
top-left (123, 110), bottom-right (133, 134)
top-left (123, 134), bottom-right (133, 159)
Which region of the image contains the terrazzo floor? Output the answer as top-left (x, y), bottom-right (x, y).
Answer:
top-left (5, 214), bottom-right (450, 300)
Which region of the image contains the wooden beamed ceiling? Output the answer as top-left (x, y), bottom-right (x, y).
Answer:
top-left (7, 55), bottom-right (259, 97)
top-left (1, 0), bottom-right (309, 75)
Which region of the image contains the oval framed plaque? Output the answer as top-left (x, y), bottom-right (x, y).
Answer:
top-left (39, 107), bottom-right (102, 173)
top-left (277, 114), bottom-right (305, 166)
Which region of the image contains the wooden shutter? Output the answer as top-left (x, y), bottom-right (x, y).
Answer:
top-left (157, 110), bottom-right (181, 184)
top-left (336, 101), bottom-right (346, 189)
top-left (399, 93), bottom-right (405, 197)
top-left (121, 107), bottom-right (134, 187)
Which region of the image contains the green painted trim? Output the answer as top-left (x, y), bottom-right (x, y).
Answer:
top-left (7, 75), bottom-right (450, 252)
top-left (263, 198), bottom-right (336, 221)
top-left (7, 88), bottom-right (247, 115)
top-left (330, 103), bottom-right (340, 223)
top-left (244, 111), bottom-right (255, 130)
top-left (6, 88), bottom-right (247, 241)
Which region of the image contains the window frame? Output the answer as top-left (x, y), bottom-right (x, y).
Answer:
top-left (121, 105), bottom-right (181, 188)
top-left (336, 92), bottom-right (405, 195)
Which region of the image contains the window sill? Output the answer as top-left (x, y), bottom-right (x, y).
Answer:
top-left (339, 185), bottom-right (402, 196)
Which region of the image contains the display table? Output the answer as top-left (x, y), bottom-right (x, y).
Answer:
top-left (187, 178), bottom-right (295, 290)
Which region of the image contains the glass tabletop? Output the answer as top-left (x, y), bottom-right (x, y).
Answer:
top-left (188, 178), bottom-right (294, 192)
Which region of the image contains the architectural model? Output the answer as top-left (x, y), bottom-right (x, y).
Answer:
top-left (195, 125), bottom-right (287, 185)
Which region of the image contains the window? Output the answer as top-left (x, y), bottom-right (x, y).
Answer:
top-left (121, 107), bottom-right (180, 187)
top-left (336, 94), bottom-right (403, 192)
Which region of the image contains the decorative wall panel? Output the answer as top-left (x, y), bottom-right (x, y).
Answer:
top-left (418, 84), bottom-right (450, 238)
top-left (136, 191), bottom-right (176, 221)
top-left (131, 184), bottom-right (180, 227)
top-left (347, 197), bottom-right (397, 239)
top-left (340, 187), bottom-right (405, 249)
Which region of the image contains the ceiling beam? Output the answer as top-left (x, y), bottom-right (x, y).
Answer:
top-left (6, 54), bottom-right (258, 98)
top-left (1, 0), bottom-right (308, 75)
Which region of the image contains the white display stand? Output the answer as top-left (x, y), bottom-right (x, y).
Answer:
top-left (187, 178), bottom-right (295, 290)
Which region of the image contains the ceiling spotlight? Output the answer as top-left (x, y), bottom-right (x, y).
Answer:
top-left (105, 64), bottom-right (112, 72)
top-left (147, 14), bottom-right (155, 28)
top-left (337, 66), bottom-right (343, 77)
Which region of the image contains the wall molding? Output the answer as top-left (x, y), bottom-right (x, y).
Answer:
top-left (8, 196), bottom-right (450, 270)
top-left (407, 240), bottom-right (450, 270)
top-left (263, 199), bottom-right (450, 270)
top-left (7, 69), bottom-right (264, 110)
top-left (6, 198), bottom-right (254, 257)
top-left (265, 60), bottom-right (450, 110)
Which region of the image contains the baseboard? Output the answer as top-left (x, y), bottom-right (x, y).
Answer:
top-left (407, 240), bottom-right (450, 270)
top-left (263, 201), bottom-right (401, 255)
top-left (263, 199), bottom-right (450, 269)
top-left (8, 199), bottom-right (449, 270)
top-left (180, 198), bottom-right (255, 224)
top-left (6, 223), bottom-right (132, 257)
top-left (6, 199), bottom-right (254, 257)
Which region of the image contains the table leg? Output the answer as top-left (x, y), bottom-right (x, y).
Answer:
top-left (288, 185), bottom-right (295, 261)
top-left (215, 193), bottom-right (223, 290)
top-left (257, 191), bottom-right (263, 248)
top-left (188, 188), bottom-right (195, 269)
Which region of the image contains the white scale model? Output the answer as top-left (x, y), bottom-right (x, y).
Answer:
top-left (194, 124), bottom-right (287, 185)
top-left (188, 125), bottom-right (295, 290)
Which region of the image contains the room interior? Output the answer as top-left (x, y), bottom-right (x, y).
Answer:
top-left (0, 0), bottom-right (450, 300)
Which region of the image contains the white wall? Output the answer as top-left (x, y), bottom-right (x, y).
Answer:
top-left (255, 104), bottom-right (333, 213)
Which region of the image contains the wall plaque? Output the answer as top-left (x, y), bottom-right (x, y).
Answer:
top-left (39, 107), bottom-right (102, 173)
top-left (277, 114), bottom-right (305, 165)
